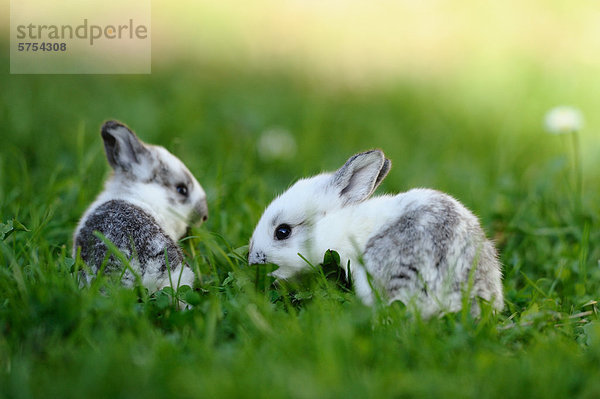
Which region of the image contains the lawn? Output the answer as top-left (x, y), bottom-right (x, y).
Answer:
top-left (1, 36), bottom-right (600, 398)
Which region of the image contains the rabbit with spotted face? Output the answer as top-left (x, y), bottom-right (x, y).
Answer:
top-left (249, 150), bottom-right (503, 317)
top-left (73, 120), bottom-right (208, 290)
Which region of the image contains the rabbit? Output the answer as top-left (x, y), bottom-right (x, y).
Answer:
top-left (73, 120), bottom-right (208, 292)
top-left (248, 150), bottom-right (503, 317)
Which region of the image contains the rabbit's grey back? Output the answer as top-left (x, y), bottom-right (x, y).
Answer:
top-left (363, 188), bottom-right (502, 316)
top-left (76, 199), bottom-right (184, 287)
top-left (73, 120), bottom-right (207, 290)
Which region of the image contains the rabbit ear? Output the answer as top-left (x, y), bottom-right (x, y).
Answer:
top-left (331, 150), bottom-right (391, 205)
top-left (101, 120), bottom-right (149, 171)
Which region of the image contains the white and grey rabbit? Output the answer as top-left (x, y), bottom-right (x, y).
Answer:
top-left (248, 150), bottom-right (503, 317)
top-left (73, 120), bottom-right (208, 291)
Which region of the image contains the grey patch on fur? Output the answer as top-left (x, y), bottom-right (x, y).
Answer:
top-left (143, 159), bottom-right (169, 186)
top-left (270, 211), bottom-right (283, 228)
top-left (75, 200), bottom-right (183, 284)
top-left (363, 191), bottom-right (501, 316)
top-left (183, 171), bottom-right (194, 187)
top-left (142, 159), bottom-right (194, 206)
top-left (365, 196), bottom-right (458, 292)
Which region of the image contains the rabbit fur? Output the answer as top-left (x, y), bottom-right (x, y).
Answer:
top-left (73, 120), bottom-right (207, 291)
top-left (248, 150), bottom-right (503, 317)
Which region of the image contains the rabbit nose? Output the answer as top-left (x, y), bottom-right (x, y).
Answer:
top-left (194, 199), bottom-right (209, 223)
top-left (248, 250), bottom-right (267, 265)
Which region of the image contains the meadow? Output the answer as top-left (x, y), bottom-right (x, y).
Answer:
top-left (1, 31), bottom-right (600, 397)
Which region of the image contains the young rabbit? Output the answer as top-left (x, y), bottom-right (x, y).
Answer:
top-left (73, 120), bottom-right (208, 291)
top-left (248, 150), bottom-right (503, 317)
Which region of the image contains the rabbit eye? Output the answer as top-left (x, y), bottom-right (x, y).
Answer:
top-left (176, 183), bottom-right (188, 197)
top-left (275, 224), bottom-right (291, 240)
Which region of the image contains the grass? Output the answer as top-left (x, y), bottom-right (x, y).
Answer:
top-left (1, 50), bottom-right (600, 398)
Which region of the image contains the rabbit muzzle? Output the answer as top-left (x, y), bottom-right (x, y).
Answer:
top-left (248, 248), bottom-right (267, 265)
top-left (190, 198), bottom-right (209, 224)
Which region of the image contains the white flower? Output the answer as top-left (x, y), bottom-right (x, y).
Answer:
top-left (544, 106), bottom-right (584, 134)
top-left (257, 127), bottom-right (297, 161)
